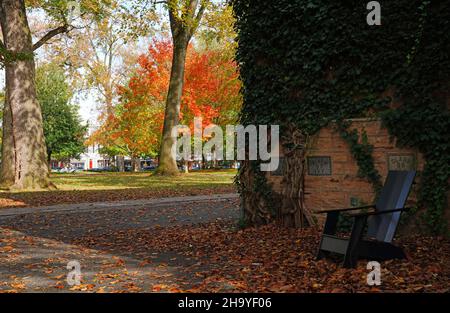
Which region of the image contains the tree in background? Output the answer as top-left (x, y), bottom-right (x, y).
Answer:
top-left (0, 0), bottom-right (107, 190)
top-left (44, 0), bottom-right (157, 171)
top-left (189, 3), bottom-right (241, 127)
top-left (156, 0), bottom-right (210, 175)
top-left (36, 63), bottom-right (87, 164)
top-left (87, 40), bottom-right (171, 168)
top-left (47, 0), bottom-right (157, 119)
top-left (89, 38), bottom-right (241, 169)
top-left (197, 3), bottom-right (237, 59)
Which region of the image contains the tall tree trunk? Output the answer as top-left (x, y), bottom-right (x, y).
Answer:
top-left (116, 155), bottom-right (125, 172)
top-left (0, 93), bottom-right (15, 187)
top-left (213, 149), bottom-right (218, 169)
top-left (0, 0), bottom-right (51, 190)
top-left (156, 0), bottom-right (206, 176)
top-left (156, 34), bottom-right (189, 176)
top-left (47, 150), bottom-right (52, 171)
top-left (132, 157), bottom-right (140, 172)
top-left (104, 82), bottom-right (114, 117)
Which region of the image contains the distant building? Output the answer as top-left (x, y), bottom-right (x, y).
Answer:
top-left (74, 144), bottom-right (112, 170)
top-left (50, 145), bottom-right (112, 170)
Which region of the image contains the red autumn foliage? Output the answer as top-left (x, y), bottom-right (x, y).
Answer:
top-left (88, 38), bottom-right (241, 156)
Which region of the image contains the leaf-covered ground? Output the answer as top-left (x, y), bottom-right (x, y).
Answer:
top-left (0, 171), bottom-right (236, 209)
top-left (0, 195), bottom-right (448, 293)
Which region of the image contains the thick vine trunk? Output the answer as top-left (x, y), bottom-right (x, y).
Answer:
top-left (157, 33), bottom-right (189, 176)
top-left (239, 124), bottom-right (315, 228)
top-left (238, 160), bottom-right (274, 226)
top-left (0, 0), bottom-right (51, 190)
top-left (278, 125), bottom-right (315, 227)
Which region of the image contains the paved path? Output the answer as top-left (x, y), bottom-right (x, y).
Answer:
top-left (0, 193), bottom-right (239, 216)
top-left (0, 194), bottom-right (240, 292)
top-left (0, 193), bottom-right (240, 238)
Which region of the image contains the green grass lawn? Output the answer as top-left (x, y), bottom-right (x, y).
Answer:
top-left (51, 169), bottom-right (236, 191)
top-left (0, 170), bottom-right (237, 208)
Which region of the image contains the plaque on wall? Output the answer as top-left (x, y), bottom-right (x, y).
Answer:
top-left (388, 154), bottom-right (416, 171)
top-left (271, 157), bottom-right (285, 176)
top-left (307, 156), bottom-right (332, 176)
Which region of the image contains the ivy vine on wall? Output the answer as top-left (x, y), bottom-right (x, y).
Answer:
top-left (233, 0), bottom-right (449, 234)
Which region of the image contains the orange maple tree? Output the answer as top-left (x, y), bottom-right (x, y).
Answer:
top-left (88, 38), bottom-right (241, 159)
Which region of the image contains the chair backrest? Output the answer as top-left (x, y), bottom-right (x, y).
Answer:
top-left (367, 170), bottom-right (416, 243)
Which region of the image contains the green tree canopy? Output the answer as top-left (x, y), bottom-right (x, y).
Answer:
top-left (36, 63), bottom-right (87, 162)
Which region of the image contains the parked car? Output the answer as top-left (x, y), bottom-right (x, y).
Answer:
top-left (142, 165), bottom-right (156, 171)
top-left (87, 166), bottom-right (117, 172)
top-left (51, 167), bottom-right (62, 173)
top-left (59, 167), bottom-right (78, 173)
top-left (51, 166), bottom-right (79, 173)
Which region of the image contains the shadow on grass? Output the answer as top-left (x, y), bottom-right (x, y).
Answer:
top-left (52, 170), bottom-right (236, 190)
top-left (0, 170), bottom-right (237, 208)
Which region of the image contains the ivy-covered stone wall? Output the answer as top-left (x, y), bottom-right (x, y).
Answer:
top-left (233, 0), bottom-right (450, 234)
top-left (267, 119), bottom-right (431, 226)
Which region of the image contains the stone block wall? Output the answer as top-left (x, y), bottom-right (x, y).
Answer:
top-left (268, 119), bottom-right (425, 217)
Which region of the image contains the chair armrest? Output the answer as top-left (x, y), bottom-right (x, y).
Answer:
top-left (350, 207), bottom-right (411, 217)
top-left (316, 204), bottom-right (375, 214)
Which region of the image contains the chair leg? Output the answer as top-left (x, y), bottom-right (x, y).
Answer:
top-left (323, 211), bottom-right (339, 235)
top-left (343, 216), bottom-right (367, 268)
top-left (316, 212), bottom-right (339, 261)
top-left (317, 249), bottom-right (329, 260)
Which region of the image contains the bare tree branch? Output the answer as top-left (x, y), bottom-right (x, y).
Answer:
top-left (32, 25), bottom-right (69, 51)
top-left (188, 1), bottom-right (207, 38)
top-left (194, 2), bottom-right (207, 27)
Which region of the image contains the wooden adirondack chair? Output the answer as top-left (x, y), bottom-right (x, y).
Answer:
top-left (316, 170), bottom-right (416, 268)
